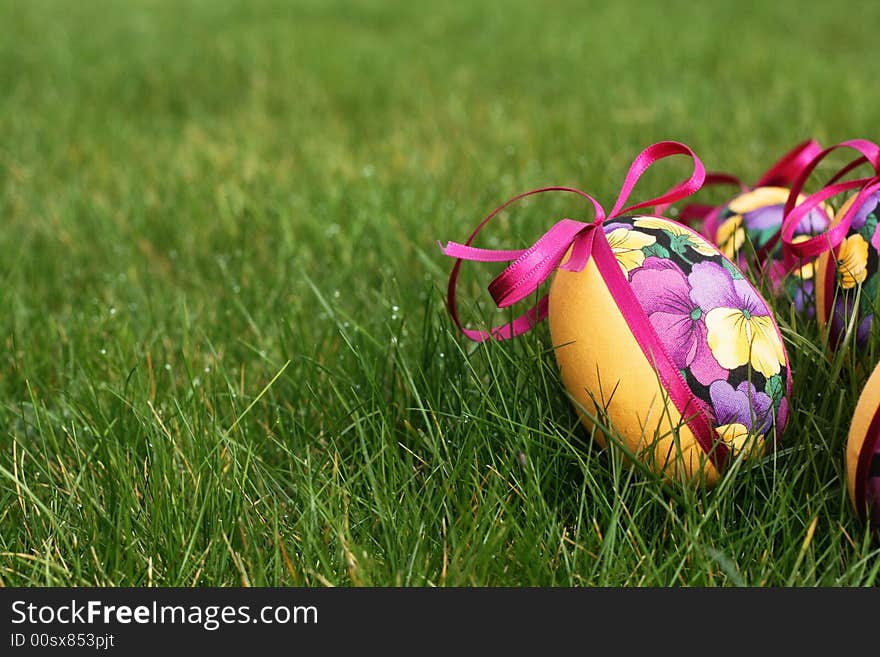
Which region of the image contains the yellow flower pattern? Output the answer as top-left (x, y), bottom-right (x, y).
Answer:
top-left (605, 227), bottom-right (655, 276)
top-left (836, 233), bottom-right (868, 289)
top-left (704, 308), bottom-right (785, 378)
top-left (715, 423), bottom-right (764, 456)
top-left (633, 217), bottom-right (717, 256)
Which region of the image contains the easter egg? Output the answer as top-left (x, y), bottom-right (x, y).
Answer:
top-left (846, 359), bottom-right (880, 531)
top-left (549, 215), bottom-right (791, 486)
top-left (814, 189), bottom-right (880, 348)
top-left (712, 186), bottom-right (832, 315)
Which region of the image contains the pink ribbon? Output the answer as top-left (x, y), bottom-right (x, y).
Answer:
top-left (656, 139), bottom-right (823, 241)
top-left (441, 187), bottom-right (603, 342)
top-left (441, 141), bottom-right (705, 342)
top-left (755, 138), bottom-right (825, 188)
top-left (779, 139), bottom-right (880, 271)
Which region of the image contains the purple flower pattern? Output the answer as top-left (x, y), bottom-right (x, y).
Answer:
top-left (709, 380), bottom-right (773, 435)
top-left (629, 258), bottom-right (725, 386)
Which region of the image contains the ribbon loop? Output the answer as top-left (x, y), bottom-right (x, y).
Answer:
top-left (783, 139), bottom-right (880, 219)
top-left (780, 139), bottom-right (880, 269)
top-left (654, 172), bottom-right (748, 223)
top-left (440, 186), bottom-right (604, 343)
top-left (787, 175), bottom-right (880, 265)
top-left (754, 138), bottom-right (824, 188)
top-left (440, 142), bottom-right (707, 342)
top-left (609, 141), bottom-right (706, 217)
top-left (655, 139), bottom-right (822, 237)
top-left (781, 177), bottom-right (873, 266)
top-left (487, 219), bottom-right (593, 308)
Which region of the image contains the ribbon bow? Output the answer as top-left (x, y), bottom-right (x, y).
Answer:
top-left (779, 139), bottom-right (880, 272)
top-left (654, 138), bottom-right (824, 238)
top-left (440, 141), bottom-right (706, 342)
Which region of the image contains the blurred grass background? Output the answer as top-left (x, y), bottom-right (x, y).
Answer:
top-left (1, 0), bottom-right (879, 585)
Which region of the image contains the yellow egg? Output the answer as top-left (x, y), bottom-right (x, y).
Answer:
top-left (549, 215), bottom-right (791, 487)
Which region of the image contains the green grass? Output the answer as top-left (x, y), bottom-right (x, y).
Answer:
top-left (2, 0), bottom-right (880, 586)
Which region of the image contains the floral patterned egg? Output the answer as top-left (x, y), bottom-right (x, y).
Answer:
top-left (713, 186), bottom-right (832, 315)
top-left (847, 359), bottom-right (880, 532)
top-left (814, 190), bottom-right (880, 348)
top-left (549, 215), bottom-right (791, 487)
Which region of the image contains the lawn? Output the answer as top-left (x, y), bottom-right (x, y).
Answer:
top-left (2, 0), bottom-right (880, 586)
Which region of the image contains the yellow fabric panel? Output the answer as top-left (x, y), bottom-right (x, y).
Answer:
top-left (847, 361), bottom-right (880, 508)
top-left (548, 256), bottom-right (721, 486)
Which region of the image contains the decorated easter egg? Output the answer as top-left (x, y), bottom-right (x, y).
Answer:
top-left (814, 189), bottom-right (880, 348)
top-left (441, 142), bottom-right (791, 488)
top-left (846, 359), bottom-right (880, 531)
top-left (549, 215), bottom-right (791, 486)
top-left (712, 186), bottom-right (832, 315)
